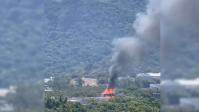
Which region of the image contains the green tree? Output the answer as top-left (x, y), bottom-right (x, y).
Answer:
top-left (151, 100), bottom-right (160, 108)
top-left (59, 95), bottom-right (63, 103)
top-left (75, 78), bottom-right (83, 87)
top-left (135, 77), bottom-right (142, 88)
top-left (63, 96), bottom-right (68, 103)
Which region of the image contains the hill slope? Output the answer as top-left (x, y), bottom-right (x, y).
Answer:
top-left (45, 0), bottom-right (160, 77)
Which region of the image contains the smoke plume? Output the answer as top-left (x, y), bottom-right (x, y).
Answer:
top-left (107, 0), bottom-right (160, 89)
top-left (108, 38), bottom-right (144, 89)
top-left (107, 0), bottom-right (199, 88)
top-left (133, 0), bottom-right (160, 42)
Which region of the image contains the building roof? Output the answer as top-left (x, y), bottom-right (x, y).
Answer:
top-left (82, 77), bottom-right (97, 81)
top-left (136, 73), bottom-right (152, 78)
top-left (0, 89), bottom-right (10, 97)
top-left (0, 86), bottom-right (16, 97)
top-left (68, 97), bottom-right (110, 104)
top-left (118, 77), bottom-right (126, 80)
top-left (136, 73), bottom-right (154, 81)
top-left (180, 97), bottom-right (199, 107)
top-left (0, 100), bottom-right (14, 111)
top-left (147, 73), bottom-right (161, 77)
top-left (175, 78), bottom-right (199, 86)
top-left (44, 77), bottom-right (54, 83)
top-left (161, 80), bottom-right (182, 86)
top-left (44, 79), bottom-right (50, 83)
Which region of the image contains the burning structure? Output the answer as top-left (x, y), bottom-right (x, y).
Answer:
top-left (101, 88), bottom-right (115, 98)
top-left (68, 88), bottom-right (116, 105)
top-left (102, 0), bottom-right (160, 95)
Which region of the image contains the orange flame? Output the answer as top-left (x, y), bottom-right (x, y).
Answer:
top-left (104, 88), bottom-right (114, 94)
top-left (103, 88), bottom-right (115, 98)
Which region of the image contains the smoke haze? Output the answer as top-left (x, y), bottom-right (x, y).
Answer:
top-left (108, 0), bottom-right (199, 88)
top-left (161, 0), bottom-right (199, 79)
top-left (133, 0), bottom-right (160, 42)
top-left (108, 38), bottom-right (144, 89)
top-left (108, 0), bottom-right (160, 89)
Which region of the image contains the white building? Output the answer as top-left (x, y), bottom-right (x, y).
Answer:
top-left (150, 84), bottom-right (160, 90)
top-left (180, 98), bottom-right (199, 110)
top-left (44, 77), bottom-right (54, 83)
top-left (44, 85), bottom-right (53, 92)
top-left (147, 72), bottom-right (160, 79)
top-left (0, 100), bottom-right (14, 111)
top-left (82, 77), bottom-right (98, 87)
top-left (118, 77), bottom-right (126, 80)
top-left (0, 86), bottom-right (16, 98)
top-left (175, 78), bottom-right (199, 92)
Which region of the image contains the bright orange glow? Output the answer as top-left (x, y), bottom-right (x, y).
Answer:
top-left (103, 88), bottom-right (115, 98)
top-left (104, 88), bottom-right (114, 94)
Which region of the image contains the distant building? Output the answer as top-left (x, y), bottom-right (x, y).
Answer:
top-left (161, 79), bottom-right (199, 106)
top-left (147, 73), bottom-right (160, 79)
top-left (0, 86), bottom-right (16, 98)
top-left (44, 77), bottom-right (54, 83)
top-left (118, 77), bottom-right (126, 80)
top-left (161, 80), bottom-right (188, 95)
top-left (153, 93), bottom-right (160, 99)
top-left (136, 73), bottom-right (154, 82)
top-left (70, 79), bottom-right (77, 85)
top-left (150, 84), bottom-right (160, 90)
top-left (162, 78), bottom-right (199, 96)
top-left (68, 97), bottom-right (109, 105)
top-left (82, 77), bottom-right (98, 87)
top-left (179, 97), bottom-right (199, 110)
top-left (0, 100), bottom-right (14, 111)
top-left (44, 85), bottom-right (53, 92)
top-left (175, 78), bottom-right (199, 92)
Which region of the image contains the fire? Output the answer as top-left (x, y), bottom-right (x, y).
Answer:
top-left (104, 88), bottom-right (114, 94)
top-left (103, 88), bottom-right (115, 98)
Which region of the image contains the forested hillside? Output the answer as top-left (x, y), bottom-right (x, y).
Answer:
top-left (0, 0), bottom-right (43, 87)
top-left (45, 0), bottom-right (160, 78)
top-left (0, 0), bottom-right (44, 111)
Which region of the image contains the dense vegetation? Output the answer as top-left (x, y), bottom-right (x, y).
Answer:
top-left (45, 74), bottom-right (161, 112)
top-left (46, 85), bottom-right (107, 98)
top-left (0, 0), bottom-right (44, 112)
top-left (45, 0), bottom-right (160, 78)
top-left (0, 0), bottom-right (43, 87)
top-left (45, 96), bottom-right (160, 112)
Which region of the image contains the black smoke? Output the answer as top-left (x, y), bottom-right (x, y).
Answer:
top-left (107, 0), bottom-right (160, 89)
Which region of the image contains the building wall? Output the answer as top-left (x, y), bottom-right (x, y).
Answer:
top-left (180, 98), bottom-right (199, 110)
top-left (82, 78), bottom-right (98, 87)
top-left (0, 100), bottom-right (14, 111)
top-left (150, 84), bottom-right (160, 90)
